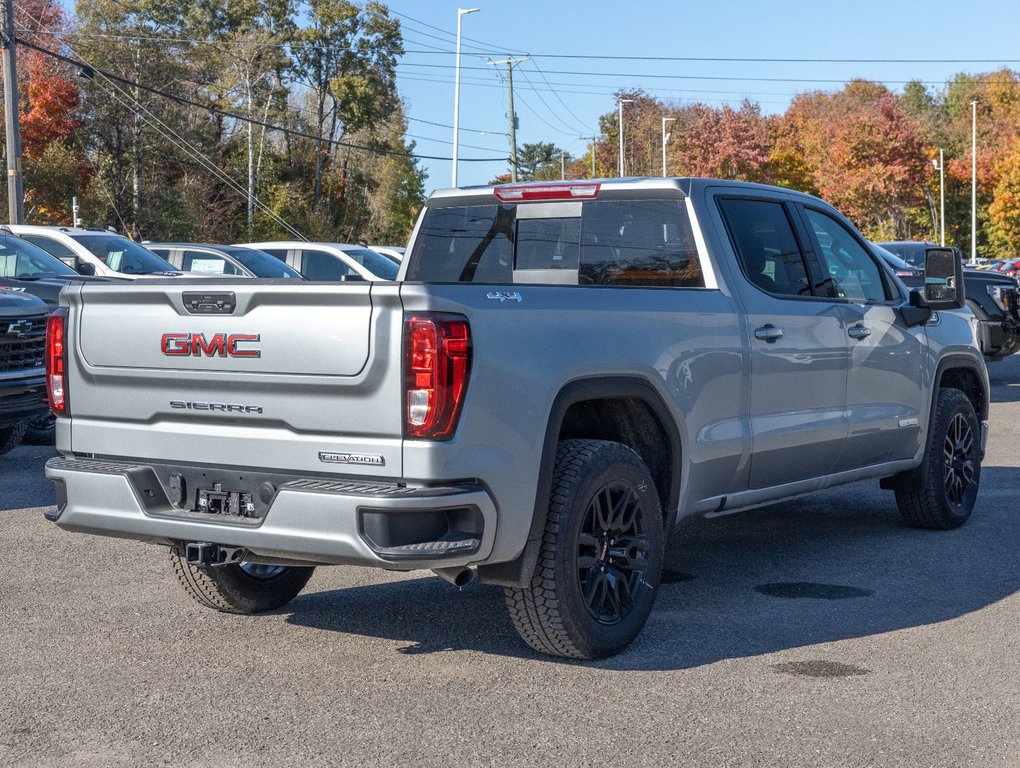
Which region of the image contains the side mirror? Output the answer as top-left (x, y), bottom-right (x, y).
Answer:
top-left (76, 260), bottom-right (97, 276)
top-left (916, 247), bottom-right (965, 310)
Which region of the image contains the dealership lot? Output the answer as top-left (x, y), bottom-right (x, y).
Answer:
top-left (2, 360), bottom-right (1019, 767)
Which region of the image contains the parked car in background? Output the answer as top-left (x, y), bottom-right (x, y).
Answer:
top-left (0, 229), bottom-right (121, 444)
top-left (238, 241), bottom-right (399, 281)
top-left (145, 243), bottom-right (306, 279)
top-left (877, 241), bottom-right (1020, 360)
top-left (370, 245), bottom-right (405, 264)
top-left (0, 289), bottom-right (48, 456)
top-left (995, 258), bottom-right (1020, 277)
top-left (0, 229), bottom-right (120, 308)
top-left (7, 226), bottom-right (180, 279)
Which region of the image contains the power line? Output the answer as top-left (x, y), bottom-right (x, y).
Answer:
top-left (402, 49), bottom-right (1020, 65)
top-left (16, 38), bottom-right (508, 164)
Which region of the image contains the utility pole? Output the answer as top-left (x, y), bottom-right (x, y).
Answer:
top-left (581, 135), bottom-right (598, 178)
top-left (2, 0), bottom-right (24, 224)
top-left (560, 152), bottom-right (566, 180)
top-left (487, 55), bottom-right (528, 182)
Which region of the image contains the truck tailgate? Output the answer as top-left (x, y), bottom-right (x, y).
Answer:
top-left (63, 281), bottom-right (404, 477)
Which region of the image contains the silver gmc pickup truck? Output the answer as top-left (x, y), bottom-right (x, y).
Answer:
top-left (45, 178), bottom-right (988, 659)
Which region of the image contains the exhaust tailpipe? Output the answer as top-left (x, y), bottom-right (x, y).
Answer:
top-left (433, 566), bottom-right (475, 588)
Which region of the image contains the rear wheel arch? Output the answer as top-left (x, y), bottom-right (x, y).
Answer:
top-left (477, 376), bottom-right (683, 587)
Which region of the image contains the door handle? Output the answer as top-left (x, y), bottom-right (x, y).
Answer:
top-left (754, 324), bottom-right (784, 343)
top-left (848, 325), bottom-right (872, 340)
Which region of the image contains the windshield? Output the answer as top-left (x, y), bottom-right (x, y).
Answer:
top-left (224, 247), bottom-right (304, 278)
top-left (0, 232), bottom-right (79, 278)
top-left (73, 234), bottom-right (177, 274)
top-left (877, 242), bottom-right (926, 267)
top-left (336, 246), bottom-right (399, 280)
top-left (871, 244), bottom-right (914, 270)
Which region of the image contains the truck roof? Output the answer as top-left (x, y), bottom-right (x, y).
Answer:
top-left (426, 176), bottom-right (824, 206)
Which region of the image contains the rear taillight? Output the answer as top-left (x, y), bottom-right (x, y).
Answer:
top-left (404, 314), bottom-right (471, 440)
top-left (46, 308), bottom-right (68, 416)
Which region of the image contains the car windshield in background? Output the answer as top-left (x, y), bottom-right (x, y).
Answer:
top-left (872, 244), bottom-right (915, 270)
top-left (74, 235), bottom-right (176, 274)
top-left (878, 242), bottom-right (927, 268)
top-left (0, 233), bottom-right (78, 278)
top-left (338, 247), bottom-right (399, 280)
top-left (224, 247), bottom-right (303, 278)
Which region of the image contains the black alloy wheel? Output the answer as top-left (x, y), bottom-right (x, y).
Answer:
top-left (943, 412), bottom-right (977, 507)
top-left (577, 481), bottom-right (652, 626)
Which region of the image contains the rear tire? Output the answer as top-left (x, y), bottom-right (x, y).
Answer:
top-left (504, 439), bottom-right (664, 659)
top-left (895, 388), bottom-right (981, 529)
top-left (170, 550), bottom-right (315, 614)
top-left (0, 423), bottom-right (27, 456)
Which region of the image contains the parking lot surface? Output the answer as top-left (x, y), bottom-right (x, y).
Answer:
top-left (2, 359), bottom-right (1019, 768)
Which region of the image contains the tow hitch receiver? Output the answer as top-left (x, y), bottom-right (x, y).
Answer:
top-left (183, 542), bottom-right (243, 567)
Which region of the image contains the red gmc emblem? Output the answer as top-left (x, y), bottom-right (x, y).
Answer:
top-left (160, 333), bottom-right (261, 358)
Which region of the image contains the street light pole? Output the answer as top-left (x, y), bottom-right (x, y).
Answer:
top-left (618, 98), bottom-right (633, 178)
top-left (451, 7), bottom-right (479, 188)
top-left (971, 100), bottom-right (977, 265)
top-left (2, 0), bottom-right (24, 224)
top-left (938, 147), bottom-right (945, 247)
top-left (661, 116), bottom-right (675, 177)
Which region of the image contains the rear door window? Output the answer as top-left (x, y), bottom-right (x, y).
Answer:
top-left (717, 198), bottom-right (812, 297)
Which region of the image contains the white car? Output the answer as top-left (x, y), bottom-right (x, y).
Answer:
top-left (369, 245), bottom-right (405, 263)
top-left (7, 226), bottom-right (179, 279)
top-left (237, 241), bottom-right (399, 281)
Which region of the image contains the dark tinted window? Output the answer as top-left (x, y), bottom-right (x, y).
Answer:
top-left (300, 250), bottom-right (356, 280)
top-left (718, 198), bottom-right (810, 297)
top-left (407, 199), bottom-right (702, 287)
top-left (224, 247), bottom-right (303, 278)
top-left (515, 217), bottom-right (580, 271)
top-left (20, 234), bottom-right (75, 259)
top-left (805, 209), bottom-right (892, 303)
top-left (0, 233), bottom-right (77, 277)
top-left (407, 205), bottom-right (513, 283)
top-left (336, 247), bottom-right (399, 280)
top-left (260, 248), bottom-right (290, 261)
top-left (73, 235), bottom-right (176, 274)
top-left (580, 200), bottom-right (702, 287)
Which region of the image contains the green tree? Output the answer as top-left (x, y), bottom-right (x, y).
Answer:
top-left (290, 0), bottom-right (402, 209)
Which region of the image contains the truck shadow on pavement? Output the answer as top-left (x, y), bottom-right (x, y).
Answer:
top-left (284, 465), bottom-right (1020, 671)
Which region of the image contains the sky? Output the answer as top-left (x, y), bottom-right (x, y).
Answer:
top-left (384, 0), bottom-right (1020, 193)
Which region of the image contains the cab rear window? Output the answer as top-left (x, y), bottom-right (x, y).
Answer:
top-left (406, 199), bottom-right (703, 288)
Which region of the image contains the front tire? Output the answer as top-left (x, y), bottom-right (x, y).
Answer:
top-left (170, 550), bottom-right (315, 614)
top-left (504, 439), bottom-right (665, 659)
top-left (895, 388), bottom-right (981, 529)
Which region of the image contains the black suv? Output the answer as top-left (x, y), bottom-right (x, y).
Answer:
top-left (0, 289), bottom-right (49, 456)
top-left (879, 241), bottom-right (1020, 360)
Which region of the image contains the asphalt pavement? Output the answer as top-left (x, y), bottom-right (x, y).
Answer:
top-left (2, 359), bottom-right (1019, 767)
